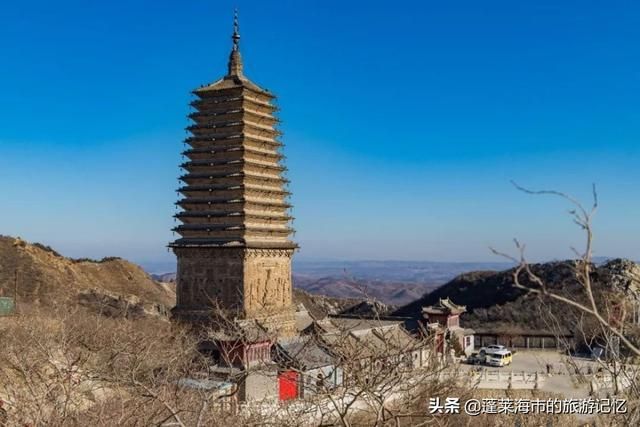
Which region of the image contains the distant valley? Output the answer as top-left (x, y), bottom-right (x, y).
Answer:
top-left (292, 260), bottom-right (512, 305)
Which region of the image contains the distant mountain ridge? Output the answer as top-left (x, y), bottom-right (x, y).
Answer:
top-left (151, 272), bottom-right (176, 283)
top-left (292, 274), bottom-right (431, 306)
top-left (293, 260), bottom-right (512, 284)
top-left (293, 260), bottom-right (511, 305)
top-left (392, 258), bottom-right (640, 334)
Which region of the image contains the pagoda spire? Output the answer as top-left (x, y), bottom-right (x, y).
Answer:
top-left (227, 9), bottom-right (243, 77)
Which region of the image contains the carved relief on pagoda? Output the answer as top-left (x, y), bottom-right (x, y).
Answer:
top-left (243, 248), bottom-right (294, 317)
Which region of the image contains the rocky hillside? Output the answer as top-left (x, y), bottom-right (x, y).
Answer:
top-left (0, 236), bottom-right (175, 318)
top-left (393, 259), bottom-right (640, 333)
top-left (292, 288), bottom-right (359, 318)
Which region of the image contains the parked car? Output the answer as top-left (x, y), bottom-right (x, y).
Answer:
top-left (465, 352), bottom-right (483, 365)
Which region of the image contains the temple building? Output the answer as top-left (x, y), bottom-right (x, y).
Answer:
top-left (170, 13), bottom-right (297, 336)
top-left (422, 298), bottom-right (475, 355)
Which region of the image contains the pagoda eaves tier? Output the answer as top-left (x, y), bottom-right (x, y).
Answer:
top-left (171, 75), bottom-right (296, 250)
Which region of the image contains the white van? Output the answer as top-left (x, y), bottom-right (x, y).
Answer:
top-left (486, 349), bottom-right (512, 367)
top-left (479, 348), bottom-right (512, 367)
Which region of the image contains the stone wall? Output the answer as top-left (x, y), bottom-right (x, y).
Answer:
top-left (240, 369), bottom-right (278, 401)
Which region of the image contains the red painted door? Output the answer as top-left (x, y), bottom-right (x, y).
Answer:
top-left (279, 370), bottom-right (298, 401)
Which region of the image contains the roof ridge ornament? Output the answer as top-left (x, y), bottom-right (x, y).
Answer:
top-left (227, 9), bottom-right (244, 77)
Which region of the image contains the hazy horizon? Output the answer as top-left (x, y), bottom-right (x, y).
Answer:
top-left (141, 256), bottom-right (626, 275)
top-left (2, 0), bottom-right (639, 265)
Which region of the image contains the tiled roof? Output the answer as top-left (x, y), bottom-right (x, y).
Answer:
top-left (195, 75), bottom-right (271, 96)
top-left (422, 297), bottom-right (466, 315)
top-left (276, 336), bottom-right (335, 369)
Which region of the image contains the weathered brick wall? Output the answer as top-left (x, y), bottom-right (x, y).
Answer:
top-left (174, 247), bottom-right (245, 311)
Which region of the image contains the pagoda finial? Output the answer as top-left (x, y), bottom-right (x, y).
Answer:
top-left (227, 9), bottom-right (243, 77)
top-left (232, 9), bottom-right (240, 52)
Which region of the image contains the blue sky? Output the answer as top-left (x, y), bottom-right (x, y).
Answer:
top-left (1, 0), bottom-right (638, 269)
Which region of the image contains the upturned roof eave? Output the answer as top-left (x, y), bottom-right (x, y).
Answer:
top-left (193, 75), bottom-right (274, 98)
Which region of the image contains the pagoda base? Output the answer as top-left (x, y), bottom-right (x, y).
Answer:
top-left (171, 246), bottom-right (297, 337)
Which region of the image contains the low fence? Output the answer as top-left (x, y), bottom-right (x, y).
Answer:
top-left (474, 333), bottom-right (573, 350)
top-left (470, 369), bottom-right (545, 389)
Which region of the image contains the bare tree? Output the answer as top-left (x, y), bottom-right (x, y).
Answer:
top-left (492, 182), bottom-right (640, 425)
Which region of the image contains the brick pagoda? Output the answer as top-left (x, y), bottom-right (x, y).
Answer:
top-left (170, 13), bottom-right (297, 335)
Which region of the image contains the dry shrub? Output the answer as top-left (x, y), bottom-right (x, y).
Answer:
top-left (0, 306), bottom-right (224, 426)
